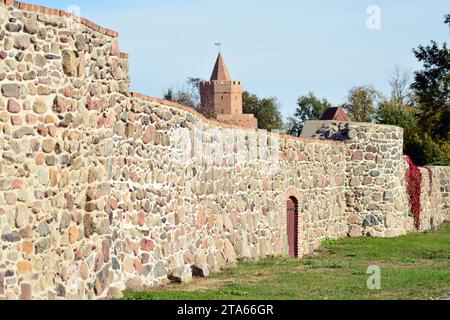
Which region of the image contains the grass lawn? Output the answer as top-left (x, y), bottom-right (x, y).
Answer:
top-left (125, 223), bottom-right (450, 300)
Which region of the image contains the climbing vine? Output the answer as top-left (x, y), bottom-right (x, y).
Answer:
top-left (405, 156), bottom-right (423, 230)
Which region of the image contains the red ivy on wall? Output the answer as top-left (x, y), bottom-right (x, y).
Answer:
top-left (405, 156), bottom-right (422, 230)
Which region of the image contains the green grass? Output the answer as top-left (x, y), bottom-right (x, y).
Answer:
top-left (124, 223), bottom-right (450, 300)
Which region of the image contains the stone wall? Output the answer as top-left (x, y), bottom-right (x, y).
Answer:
top-left (302, 120), bottom-right (450, 237)
top-left (107, 96), bottom-right (347, 291)
top-left (0, 0), bottom-right (449, 300)
top-left (419, 167), bottom-right (450, 231)
top-left (0, 0), bottom-right (129, 300)
top-left (0, 1), bottom-right (347, 299)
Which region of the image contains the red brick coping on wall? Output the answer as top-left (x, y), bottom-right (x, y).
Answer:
top-left (131, 92), bottom-right (341, 146)
top-left (2, 1), bottom-right (130, 59)
top-left (3, 0), bottom-right (339, 146)
top-left (3, 0), bottom-right (118, 37)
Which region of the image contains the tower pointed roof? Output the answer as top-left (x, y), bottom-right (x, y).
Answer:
top-left (210, 53), bottom-right (233, 81)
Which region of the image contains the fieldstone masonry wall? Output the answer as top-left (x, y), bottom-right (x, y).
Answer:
top-left (419, 167), bottom-right (450, 231)
top-left (302, 121), bottom-right (413, 237)
top-left (0, 1), bottom-right (448, 300)
top-left (302, 121), bottom-right (450, 236)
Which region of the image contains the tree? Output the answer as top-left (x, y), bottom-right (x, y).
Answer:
top-left (242, 91), bottom-right (283, 131)
top-left (163, 77), bottom-right (219, 118)
top-left (163, 88), bottom-right (196, 108)
top-left (286, 93), bottom-right (332, 137)
top-left (376, 68), bottom-right (417, 135)
top-left (376, 100), bottom-right (417, 131)
top-left (389, 67), bottom-right (414, 106)
top-left (405, 132), bottom-right (450, 166)
top-left (256, 97), bottom-right (284, 131)
top-left (163, 88), bottom-right (175, 102)
top-left (185, 77), bottom-right (201, 107)
top-left (345, 85), bottom-right (382, 123)
top-left (163, 77), bottom-right (201, 109)
top-left (242, 91), bottom-right (260, 115)
top-left (411, 14), bottom-right (450, 141)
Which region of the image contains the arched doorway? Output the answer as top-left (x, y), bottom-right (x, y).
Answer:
top-left (286, 197), bottom-right (299, 258)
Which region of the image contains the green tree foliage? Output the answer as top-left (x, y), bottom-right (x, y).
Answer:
top-left (242, 91), bottom-right (259, 115)
top-left (286, 93), bottom-right (332, 137)
top-left (345, 85), bottom-right (382, 123)
top-left (411, 15), bottom-right (450, 142)
top-left (406, 132), bottom-right (450, 166)
top-left (376, 101), bottom-right (417, 131)
top-left (242, 91), bottom-right (283, 131)
top-left (407, 14), bottom-right (450, 165)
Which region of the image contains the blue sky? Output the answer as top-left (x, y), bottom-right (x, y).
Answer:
top-left (33, 0), bottom-right (449, 119)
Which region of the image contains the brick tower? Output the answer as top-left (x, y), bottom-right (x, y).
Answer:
top-left (200, 53), bottom-right (258, 128)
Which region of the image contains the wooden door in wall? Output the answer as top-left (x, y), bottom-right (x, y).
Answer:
top-left (287, 197), bottom-right (298, 258)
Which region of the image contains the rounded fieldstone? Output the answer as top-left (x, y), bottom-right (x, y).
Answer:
top-left (45, 54), bottom-right (60, 60)
top-left (23, 71), bottom-right (36, 81)
top-left (15, 52), bottom-right (24, 62)
top-left (75, 35), bottom-right (86, 52)
top-left (12, 127), bottom-right (34, 139)
top-left (37, 168), bottom-right (49, 185)
top-left (153, 261), bottom-right (167, 278)
top-left (14, 35), bottom-right (30, 50)
top-left (15, 204), bottom-right (29, 228)
top-left (62, 50), bottom-right (78, 77)
top-left (363, 215), bottom-right (381, 227)
top-left (45, 156), bottom-right (56, 166)
top-left (35, 238), bottom-right (51, 254)
top-left (1, 232), bottom-right (21, 242)
top-left (23, 19), bottom-right (38, 34)
top-left (42, 139), bottom-right (55, 153)
top-left (2, 84), bottom-right (21, 99)
top-left (33, 99), bottom-right (47, 114)
top-left (36, 222), bottom-right (50, 237)
top-left (370, 170), bottom-right (381, 177)
top-left (56, 284), bottom-right (66, 297)
top-left (107, 287), bottom-right (124, 300)
top-left (37, 28), bottom-right (47, 40)
top-left (125, 277), bottom-right (143, 291)
top-left (6, 23), bottom-right (22, 32)
top-left (7, 99), bottom-right (21, 113)
top-left (34, 55), bottom-right (47, 68)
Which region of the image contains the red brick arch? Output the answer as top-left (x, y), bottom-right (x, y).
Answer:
top-left (284, 187), bottom-right (302, 258)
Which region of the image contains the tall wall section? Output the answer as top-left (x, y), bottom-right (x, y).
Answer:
top-left (0, 1), bottom-right (348, 300)
top-left (0, 0), bottom-right (130, 300)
